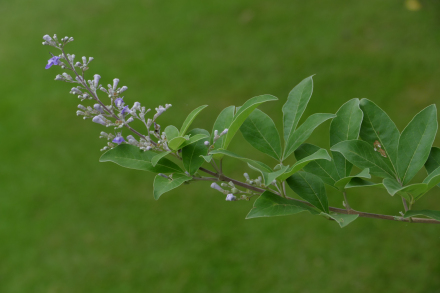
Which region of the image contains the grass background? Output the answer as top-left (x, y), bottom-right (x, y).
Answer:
top-left (1, 0), bottom-right (440, 292)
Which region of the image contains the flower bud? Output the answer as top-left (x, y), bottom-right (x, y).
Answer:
top-left (92, 115), bottom-right (107, 126)
top-left (113, 78), bottom-right (119, 91)
top-left (94, 104), bottom-right (104, 113)
top-left (225, 194), bottom-right (236, 201)
top-left (93, 74), bottom-right (101, 88)
top-left (210, 182), bottom-right (224, 193)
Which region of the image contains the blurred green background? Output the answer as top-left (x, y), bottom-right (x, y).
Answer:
top-left (1, 0), bottom-right (440, 292)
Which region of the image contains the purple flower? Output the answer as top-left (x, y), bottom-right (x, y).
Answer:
top-left (121, 105), bottom-right (130, 115)
top-left (112, 135), bottom-right (125, 144)
top-left (92, 115), bottom-right (107, 126)
top-left (45, 56), bottom-right (61, 69)
top-left (225, 194), bottom-right (236, 201)
top-left (115, 98), bottom-right (124, 107)
top-left (210, 183), bottom-right (224, 193)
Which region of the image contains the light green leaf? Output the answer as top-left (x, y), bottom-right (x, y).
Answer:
top-left (240, 109), bottom-right (282, 160)
top-left (422, 167), bottom-right (440, 189)
top-left (168, 136), bottom-right (187, 151)
top-left (345, 178), bottom-right (384, 189)
top-left (164, 125), bottom-right (179, 141)
top-left (403, 210), bottom-right (440, 221)
top-left (286, 171), bottom-right (329, 213)
top-left (182, 129), bottom-right (210, 175)
top-left (179, 105), bottom-right (208, 136)
top-left (359, 98), bottom-right (400, 173)
top-left (330, 140), bottom-right (396, 179)
top-left (283, 76), bottom-right (314, 144)
top-left (334, 169), bottom-right (371, 189)
top-left (330, 98), bottom-right (363, 177)
top-left (284, 113), bottom-right (336, 160)
top-left (200, 155), bottom-right (213, 163)
top-left (212, 106), bottom-right (235, 149)
top-left (321, 212), bottom-right (359, 228)
top-left (397, 105), bottom-right (438, 185)
top-left (222, 94), bottom-right (278, 150)
top-left (210, 149), bottom-right (272, 173)
top-left (151, 151), bottom-right (172, 167)
top-left (99, 144), bottom-right (182, 173)
top-left (247, 164), bottom-right (289, 186)
top-left (179, 133), bottom-right (209, 149)
top-left (153, 173), bottom-right (191, 200)
top-left (246, 191), bottom-right (319, 219)
top-left (382, 178), bottom-right (427, 201)
top-left (278, 148), bottom-right (331, 181)
top-left (294, 143), bottom-right (340, 187)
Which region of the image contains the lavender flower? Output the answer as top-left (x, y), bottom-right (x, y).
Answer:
top-left (121, 105), bottom-right (130, 115)
top-left (94, 104), bottom-right (104, 114)
top-left (45, 56), bottom-right (61, 69)
top-left (225, 194), bottom-right (236, 201)
top-left (115, 98), bottom-right (124, 107)
top-left (92, 115), bottom-right (107, 126)
top-left (210, 182), bottom-right (224, 193)
top-left (112, 134), bottom-right (125, 144)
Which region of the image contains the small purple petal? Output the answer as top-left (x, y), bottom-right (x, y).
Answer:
top-left (92, 116), bottom-right (107, 126)
top-left (45, 56), bottom-right (61, 69)
top-left (115, 98), bottom-right (124, 107)
top-left (112, 136), bottom-right (125, 144)
top-left (121, 106), bottom-right (130, 115)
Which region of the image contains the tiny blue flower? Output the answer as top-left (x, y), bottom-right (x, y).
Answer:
top-left (112, 135), bottom-right (125, 144)
top-left (45, 56), bottom-right (61, 69)
top-left (121, 105), bottom-right (130, 115)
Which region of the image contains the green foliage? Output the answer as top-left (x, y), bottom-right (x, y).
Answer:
top-left (212, 106), bottom-right (235, 149)
top-left (240, 109), bottom-right (282, 161)
top-left (334, 169), bottom-right (370, 189)
top-left (210, 149), bottom-right (272, 172)
top-left (182, 129), bottom-right (210, 175)
top-left (179, 105), bottom-right (208, 136)
top-left (403, 210), bottom-right (440, 221)
top-left (100, 144), bottom-right (182, 173)
top-left (153, 173), bottom-right (191, 200)
top-left (278, 148), bottom-right (331, 181)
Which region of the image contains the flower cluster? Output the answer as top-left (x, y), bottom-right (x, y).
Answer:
top-left (204, 128), bottom-right (228, 148)
top-left (42, 34), bottom-right (173, 152)
top-left (210, 180), bottom-right (258, 201)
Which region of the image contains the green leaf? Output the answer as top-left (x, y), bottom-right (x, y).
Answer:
top-left (425, 147), bottom-right (440, 173)
top-left (294, 143), bottom-right (340, 187)
top-left (247, 164), bottom-right (289, 186)
top-left (286, 171), bottom-right (329, 213)
top-left (240, 109), bottom-right (282, 161)
top-left (164, 125), bottom-right (179, 141)
top-left (200, 154), bottom-right (213, 163)
top-left (282, 75), bottom-right (314, 144)
top-left (321, 212), bottom-right (359, 228)
top-left (278, 148), bottom-right (331, 181)
top-left (330, 140), bottom-right (396, 179)
top-left (99, 144), bottom-right (182, 173)
top-left (222, 94), bottom-right (278, 150)
top-left (246, 191), bottom-right (318, 219)
top-left (359, 98), bottom-right (400, 173)
top-left (345, 178), bottom-right (384, 189)
top-left (397, 105), bottom-right (438, 185)
top-left (153, 173), bottom-right (191, 200)
top-left (333, 168), bottom-right (371, 189)
top-left (168, 136), bottom-right (187, 151)
top-left (212, 106), bottom-right (235, 149)
top-left (330, 98), bottom-right (363, 177)
top-left (179, 105), bottom-right (208, 136)
top-left (151, 151), bottom-right (172, 167)
top-left (422, 167), bottom-right (440, 189)
top-left (283, 113), bottom-right (336, 160)
top-left (382, 178), bottom-right (427, 200)
top-left (182, 129), bottom-right (210, 175)
top-left (210, 149), bottom-right (272, 173)
top-left (179, 133), bottom-right (209, 149)
top-left (403, 210), bottom-right (440, 221)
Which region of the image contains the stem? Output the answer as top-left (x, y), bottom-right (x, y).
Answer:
top-left (343, 191), bottom-right (351, 211)
top-left (402, 198), bottom-right (409, 212)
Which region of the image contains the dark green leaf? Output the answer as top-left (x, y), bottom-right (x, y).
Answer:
top-left (425, 147), bottom-right (440, 173)
top-left (321, 212), bottom-right (359, 228)
top-left (200, 154), bottom-right (213, 163)
top-left (246, 191), bottom-right (318, 219)
top-left (179, 133), bottom-right (209, 149)
top-left (212, 106), bottom-right (235, 149)
top-left (222, 94), bottom-right (278, 150)
top-left (345, 178), bottom-right (384, 189)
top-left (247, 164), bottom-right (289, 186)
top-left (286, 171), bottom-right (329, 213)
top-left (182, 129), bottom-right (210, 175)
top-left (179, 105), bottom-right (208, 136)
top-left (294, 143), bottom-right (340, 187)
top-left (330, 140), bottom-right (396, 179)
top-left (330, 98), bottom-right (363, 177)
top-left (359, 98), bottom-right (400, 173)
top-left (382, 178), bottom-right (427, 201)
top-left (240, 109), bottom-right (282, 160)
top-left (99, 144), bottom-right (182, 173)
top-left (153, 173), bottom-right (191, 200)
top-left (397, 105), bottom-right (438, 185)
top-left (151, 151), bottom-right (172, 167)
top-left (282, 76), bottom-right (314, 144)
top-left (403, 210), bottom-right (440, 221)
top-left (284, 113), bottom-right (336, 160)
top-left (334, 168), bottom-right (371, 189)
